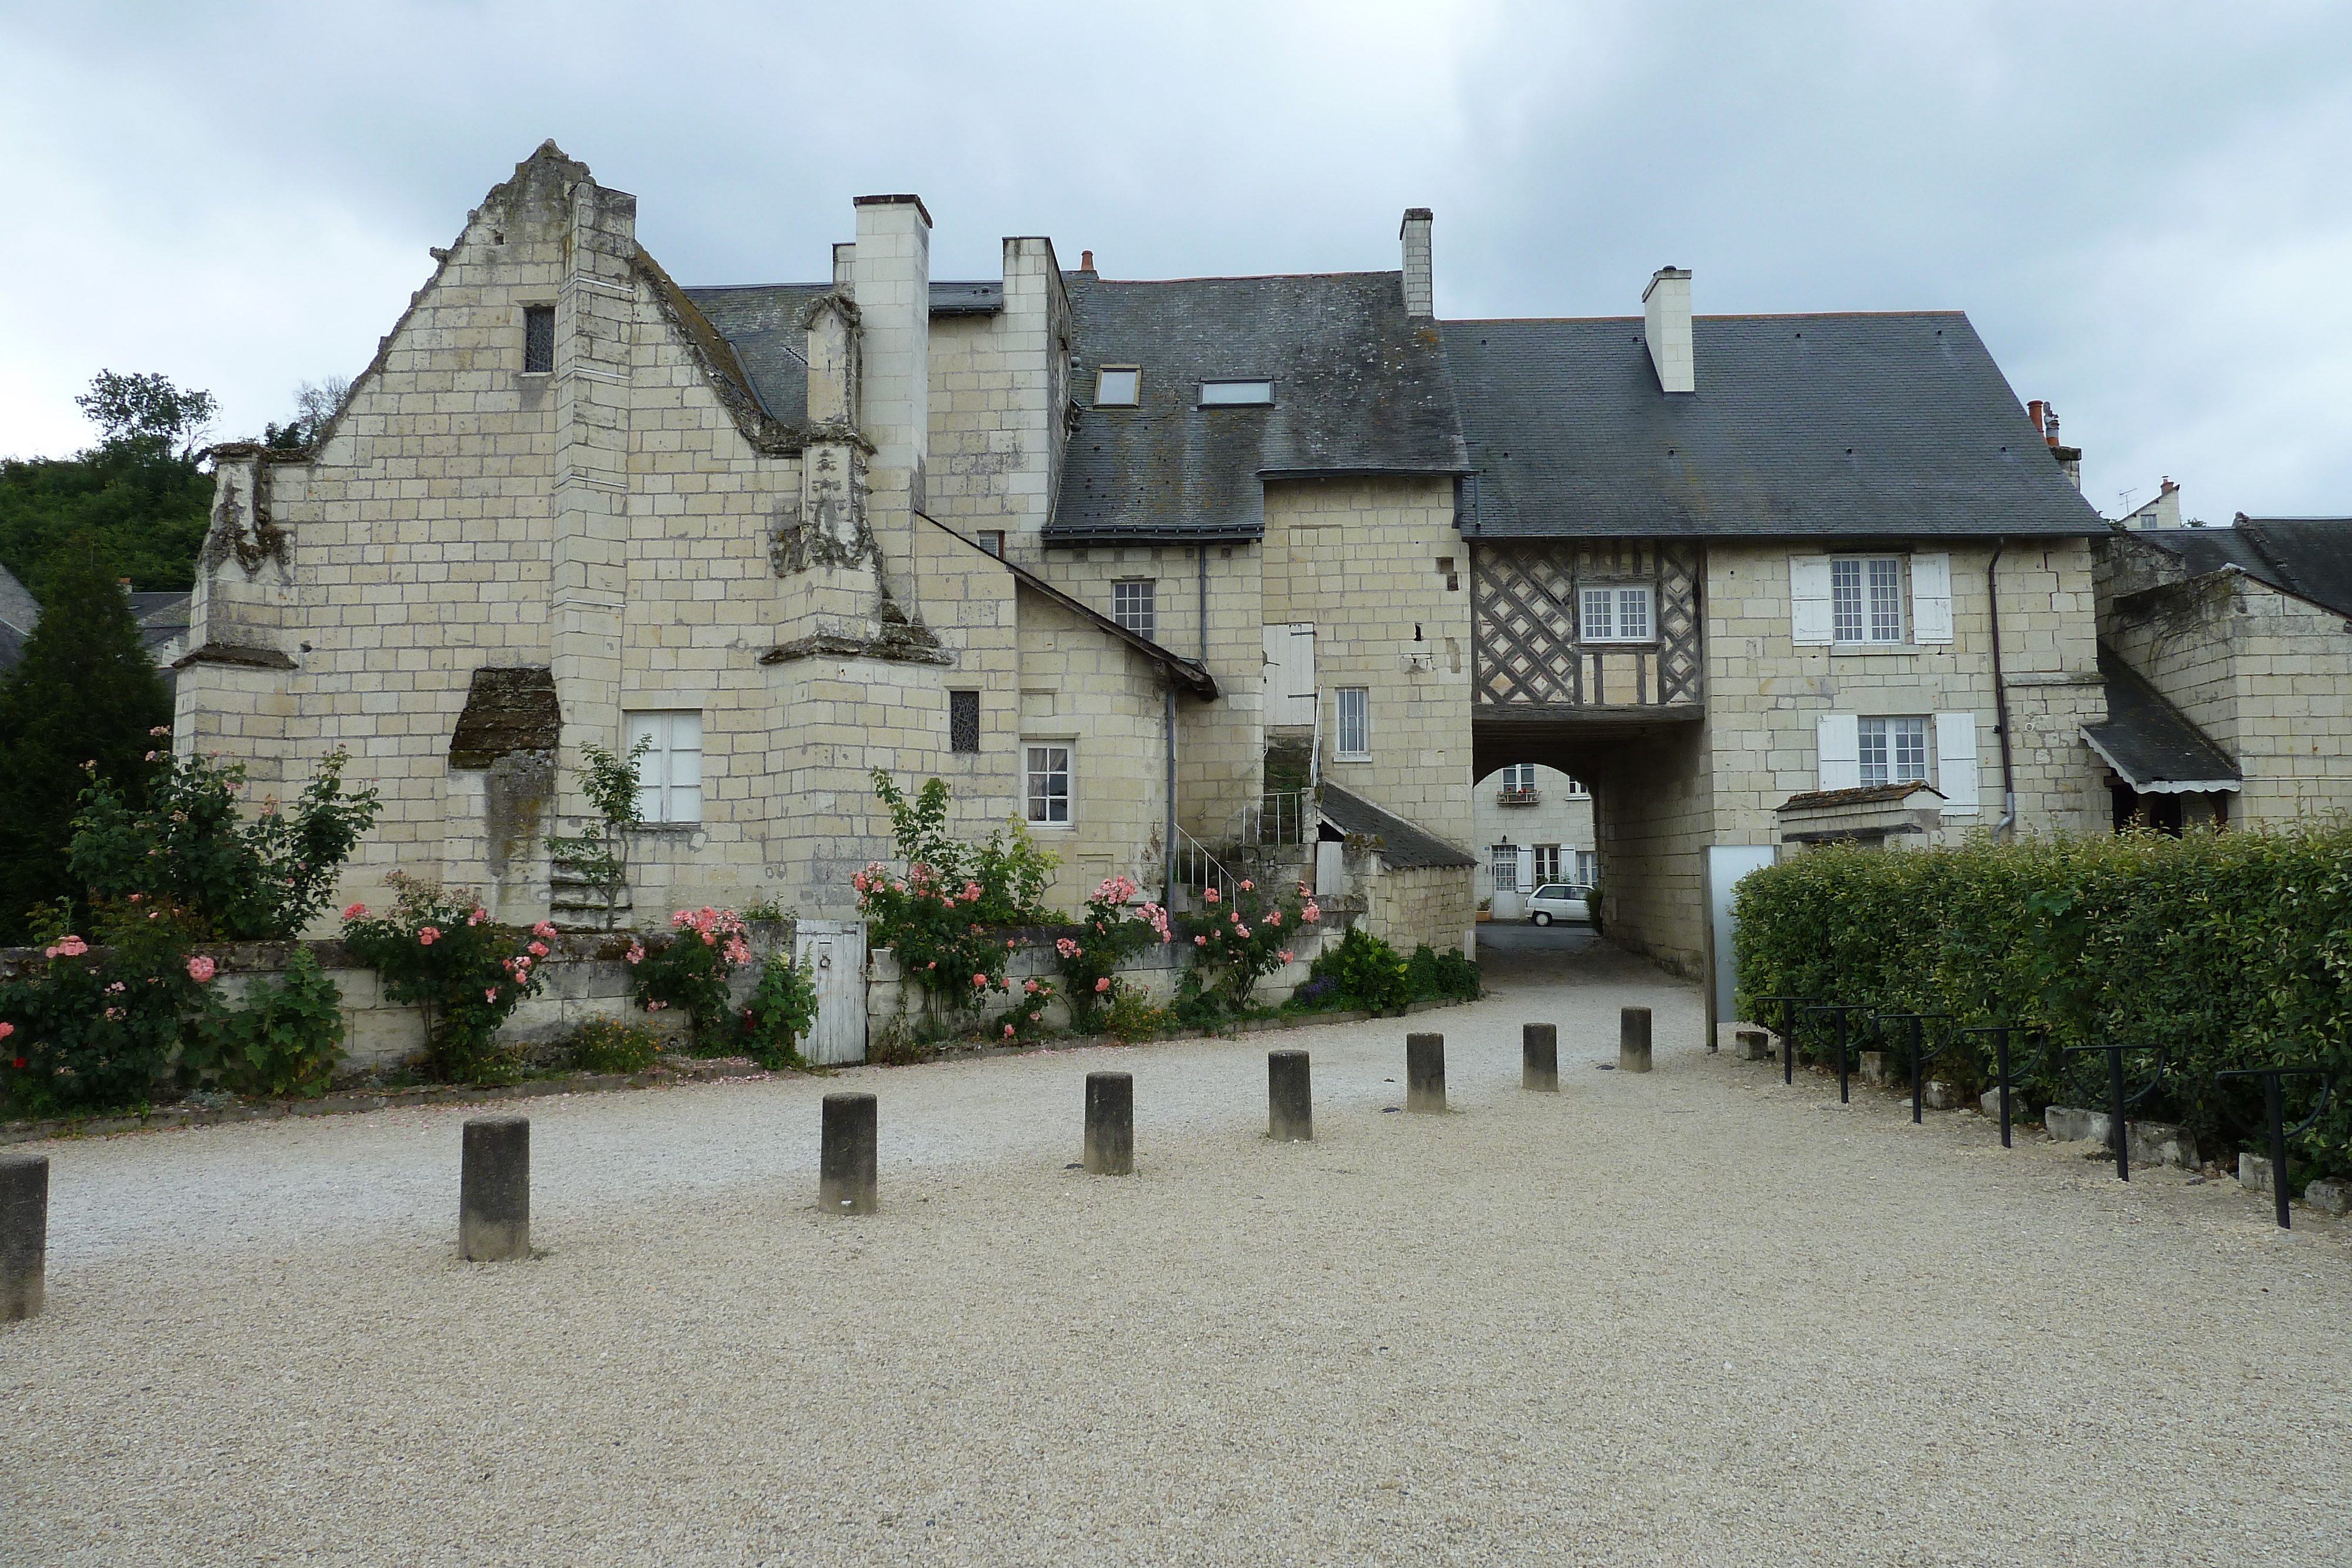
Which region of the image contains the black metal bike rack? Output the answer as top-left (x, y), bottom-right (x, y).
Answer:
top-left (1957, 1025), bottom-right (2047, 1149)
top-left (1802, 1004), bottom-right (1875, 1105)
top-left (1756, 995), bottom-right (1816, 1087)
top-left (2213, 1065), bottom-right (2334, 1229)
top-left (2060, 1043), bottom-right (2167, 1181)
top-left (1875, 1012), bottom-right (1953, 1124)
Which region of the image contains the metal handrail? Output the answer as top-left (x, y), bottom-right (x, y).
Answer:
top-left (2214, 1065), bottom-right (2334, 1229)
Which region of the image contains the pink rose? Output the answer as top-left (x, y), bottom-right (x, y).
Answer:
top-left (417, 927), bottom-right (440, 945)
top-left (1302, 904), bottom-right (1322, 922)
top-left (1202, 887), bottom-right (1220, 904)
top-left (529, 942), bottom-right (549, 957)
top-left (1194, 935), bottom-right (1208, 947)
top-left (533, 921), bottom-right (557, 940)
top-left (1023, 979), bottom-right (1039, 994)
top-left (185, 955), bottom-right (218, 983)
top-left (342, 902), bottom-right (368, 920)
top-left (1279, 950), bottom-right (1294, 964)
top-left (973, 974), bottom-right (988, 988)
top-left (1240, 880), bottom-right (1254, 892)
top-left (626, 942), bottom-right (647, 965)
top-left (0, 1022), bottom-right (14, 1042)
top-left (1003, 1024), bottom-right (1016, 1038)
top-left (1265, 910), bottom-right (1282, 927)
top-left (926, 961), bottom-right (936, 970)
top-left (1094, 978), bottom-right (1111, 993)
top-left (467, 911), bottom-right (485, 926)
top-left (46, 935), bottom-right (90, 959)
top-left (485, 988), bottom-right (500, 1003)
top-left (1237, 925), bottom-right (1251, 939)
top-left (1028, 1011), bottom-right (1040, 1022)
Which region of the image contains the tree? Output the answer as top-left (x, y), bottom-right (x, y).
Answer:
top-left (265, 375), bottom-right (352, 451)
top-left (0, 546), bottom-right (172, 941)
top-left (74, 370), bottom-right (218, 459)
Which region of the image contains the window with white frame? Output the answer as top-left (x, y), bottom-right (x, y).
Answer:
top-left (1575, 850), bottom-right (1598, 886)
top-left (624, 711), bottom-right (703, 824)
top-left (1024, 744), bottom-right (1072, 826)
top-left (1112, 580), bottom-right (1156, 640)
top-left (1832, 557), bottom-right (1906, 644)
top-left (1200, 379), bottom-right (1274, 406)
top-left (1563, 776), bottom-right (1590, 797)
top-left (1499, 764), bottom-right (1537, 793)
top-left (1857, 716), bottom-right (1930, 786)
top-left (1532, 844), bottom-right (1562, 884)
top-left (1490, 845), bottom-right (1519, 892)
top-left (1335, 687), bottom-right (1371, 759)
top-left (1094, 367), bottom-right (1140, 406)
top-left (1579, 583), bottom-right (1653, 643)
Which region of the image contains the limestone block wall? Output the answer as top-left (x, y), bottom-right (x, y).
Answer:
top-left (923, 237), bottom-right (1071, 564)
top-left (1264, 477), bottom-right (1473, 853)
top-left (1040, 539), bottom-right (1264, 840)
top-left (1014, 583), bottom-right (1179, 914)
top-left (2106, 575), bottom-right (2352, 825)
top-left (1471, 764), bottom-right (1596, 913)
top-left (1700, 537), bottom-right (2104, 848)
top-left (1364, 863), bottom-right (1476, 958)
top-left (1594, 724), bottom-right (1712, 979)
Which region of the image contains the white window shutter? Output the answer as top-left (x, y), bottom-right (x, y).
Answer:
top-left (1817, 713), bottom-right (1860, 791)
top-left (1912, 553), bottom-right (1954, 644)
top-left (1790, 555), bottom-right (1834, 645)
top-left (1935, 711), bottom-right (1979, 809)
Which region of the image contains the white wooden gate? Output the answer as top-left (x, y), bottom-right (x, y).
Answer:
top-left (793, 919), bottom-right (868, 1065)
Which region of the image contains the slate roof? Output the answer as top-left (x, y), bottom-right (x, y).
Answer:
top-left (2132, 519), bottom-right (2352, 618)
top-left (1047, 272), bottom-right (1468, 544)
top-left (2082, 645), bottom-right (2240, 793)
top-left (683, 282), bottom-right (1005, 425)
top-left (1318, 781), bottom-right (1476, 871)
top-left (1444, 313), bottom-right (2106, 540)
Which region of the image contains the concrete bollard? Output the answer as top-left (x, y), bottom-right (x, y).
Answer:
top-left (1735, 1029), bottom-right (1770, 1061)
top-left (1523, 1024), bottom-right (1559, 1093)
top-left (2, 1152), bottom-right (48, 1321)
top-left (1406, 1032), bottom-right (1446, 1112)
top-left (819, 1092), bottom-right (879, 1214)
top-left (459, 1116), bottom-right (530, 1262)
top-left (1268, 1051), bottom-right (1313, 1142)
top-left (1619, 1008), bottom-right (1653, 1074)
top-left (1084, 1072), bottom-right (1134, 1175)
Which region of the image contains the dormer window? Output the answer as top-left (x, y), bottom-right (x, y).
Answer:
top-left (1200, 379), bottom-right (1273, 406)
top-left (1094, 367), bottom-right (1140, 406)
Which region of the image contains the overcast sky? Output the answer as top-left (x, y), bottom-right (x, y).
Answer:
top-left (2, 1), bottom-right (2346, 520)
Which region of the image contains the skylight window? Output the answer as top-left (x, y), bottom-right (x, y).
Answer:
top-left (1200, 380), bottom-right (1274, 406)
top-left (1094, 367), bottom-right (1140, 406)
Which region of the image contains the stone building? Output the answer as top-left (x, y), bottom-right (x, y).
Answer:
top-left (2093, 516), bottom-right (2352, 828)
top-left (174, 142), bottom-right (2118, 1012)
top-left (1472, 764), bottom-right (1596, 918)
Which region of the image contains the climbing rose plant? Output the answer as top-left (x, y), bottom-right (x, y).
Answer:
top-left (627, 907), bottom-right (755, 1051)
top-left (1185, 879), bottom-right (1319, 1007)
top-left (342, 875), bottom-right (552, 1082)
top-left (856, 770), bottom-right (1058, 1019)
top-left (1050, 874), bottom-right (1172, 1029)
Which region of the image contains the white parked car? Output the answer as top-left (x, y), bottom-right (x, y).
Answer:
top-left (1526, 884), bottom-right (1592, 925)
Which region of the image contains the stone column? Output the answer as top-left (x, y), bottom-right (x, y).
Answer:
top-left (1406, 1033), bottom-right (1446, 1112)
top-left (1, 1152), bottom-right (47, 1321)
top-left (1084, 1072), bottom-right (1134, 1175)
top-left (1268, 1051), bottom-right (1312, 1141)
top-left (820, 1093), bottom-right (880, 1213)
top-left (1523, 1023), bottom-right (1558, 1092)
top-left (1619, 1008), bottom-right (1653, 1073)
top-left (460, 1117), bottom-right (530, 1262)
top-left (852, 194), bottom-right (933, 620)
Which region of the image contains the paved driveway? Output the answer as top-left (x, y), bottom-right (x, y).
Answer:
top-left (5, 947), bottom-right (2347, 1566)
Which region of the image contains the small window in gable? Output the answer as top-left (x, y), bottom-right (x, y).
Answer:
top-left (949, 690), bottom-right (980, 753)
top-left (523, 306), bottom-right (556, 375)
top-left (1094, 367), bottom-right (1140, 406)
top-left (978, 530), bottom-right (1005, 558)
top-left (1200, 379), bottom-right (1274, 406)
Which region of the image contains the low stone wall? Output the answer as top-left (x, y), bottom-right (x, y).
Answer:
top-left (0, 921), bottom-right (795, 1072)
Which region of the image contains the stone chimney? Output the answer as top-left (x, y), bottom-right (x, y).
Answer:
top-left (851, 194), bottom-right (933, 610)
top-left (1400, 209), bottom-right (1434, 317)
top-left (832, 242), bottom-right (856, 295)
top-left (1643, 266), bottom-right (1694, 394)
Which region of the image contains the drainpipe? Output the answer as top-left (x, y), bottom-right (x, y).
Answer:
top-left (1164, 683), bottom-right (1178, 909)
top-left (1987, 539), bottom-right (2017, 835)
top-left (1197, 544), bottom-right (1208, 662)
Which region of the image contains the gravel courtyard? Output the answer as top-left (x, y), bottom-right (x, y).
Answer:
top-left (7, 941), bottom-right (2348, 1567)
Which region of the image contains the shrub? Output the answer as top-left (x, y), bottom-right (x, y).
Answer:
top-left (189, 946), bottom-right (344, 1098)
top-left (1732, 828), bottom-right (2352, 1183)
top-left (741, 951), bottom-right (818, 1069)
top-left (342, 875), bottom-right (551, 1083)
top-left (1100, 981), bottom-right (1172, 1042)
top-left (626, 907), bottom-right (754, 1052)
top-left (72, 741), bottom-right (381, 941)
top-left (857, 770), bottom-right (1057, 1019)
top-left (1431, 947), bottom-right (1482, 1001)
top-left (0, 913), bottom-right (217, 1115)
top-left (544, 737), bottom-right (647, 929)
top-left (1052, 875), bottom-right (1173, 1029)
top-left (1310, 927), bottom-right (1411, 1012)
top-left (569, 1018), bottom-right (667, 1075)
top-left (990, 973), bottom-right (1061, 1044)
top-left (1186, 878), bottom-right (1321, 1007)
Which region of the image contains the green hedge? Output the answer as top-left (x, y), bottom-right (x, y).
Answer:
top-left (1731, 828), bottom-right (2352, 1185)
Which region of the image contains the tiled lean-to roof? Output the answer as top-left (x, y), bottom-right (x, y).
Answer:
top-left (1444, 313), bottom-right (2106, 540)
top-left (2082, 645), bottom-right (2241, 794)
top-left (1318, 782), bottom-right (1476, 871)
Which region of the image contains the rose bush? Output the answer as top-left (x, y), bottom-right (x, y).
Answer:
top-left (627, 907), bottom-right (756, 1051)
top-left (342, 874), bottom-right (551, 1082)
top-left (1185, 878), bottom-right (1320, 1008)
top-left (1050, 874), bottom-right (1172, 1029)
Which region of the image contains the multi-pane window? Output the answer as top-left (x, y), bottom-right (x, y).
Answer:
top-left (623, 711), bottom-right (703, 824)
top-left (1095, 367), bottom-right (1140, 406)
top-left (1112, 580), bottom-right (1156, 640)
top-left (1575, 850), bottom-right (1598, 886)
top-left (1335, 687), bottom-right (1371, 758)
top-left (1563, 776), bottom-right (1589, 797)
top-left (1500, 764), bottom-right (1537, 793)
top-left (978, 530), bottom-right (1005, 559)
top-left (1579, 584), bottom-right (1653, 642)
top-left (1858, 717), bottom-right (1930, 786)
top-left (1024, 745), bottom-right (1071, 825)
top-left (1832, 557), bottom-right (1906, 643)
top-left (523, 306), bottom-right (555, 374)
top-left (1491, 845), bottom-right (1520, 892)
top-left (948, 690), bottom-right (980, 753)
top-left (1532, 845), bottom-right (1562, 884)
